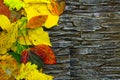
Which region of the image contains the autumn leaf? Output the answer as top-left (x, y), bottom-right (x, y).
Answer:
top-left (26, 15), bottom-right (48, 28)
top-left (8, 51), bottom-right (21, 64)
top-left (0, 15), bottom-right (18, 54)
top-left (0, 15), bottom-right (10, 30)
top-left (0, 0), bottom-right (3, 3)
top-left (23, 3), bottom-right (59, 28)
top-left (30, 44), bottom-right (56, 64)
top-left (21, 49), bottom-right (44, 69)
top-left (18, 27), bottom-right (51, 46)
top-left (3, 0), bottom-right (25, 11)
top-left (10, 10), bottom-right (23, 22)
top-left (0, 0), bottom-right (10, 18)
top-left (47, 0), bottom-right (66, 15)
top-left (23, 0), bottom-right (51, 3)
top-left (21, 50), bottom-right (29, 64)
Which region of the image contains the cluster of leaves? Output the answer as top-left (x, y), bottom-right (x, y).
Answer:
top-left (0, 0), bottom-right (65, 79)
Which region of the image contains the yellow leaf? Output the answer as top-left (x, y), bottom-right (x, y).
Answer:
top-left (0, 15), bottom-right (10, 30)
top-left (0, 15), bottom-right (18, 54)
top-left (16, 62), bottom-right (53, 80)
top-left (43, 14), bottom-right (59, 28)
top-left (23, 0), bottom-right (51, 4)
top-left (18, 27), bottom-right (51, 46)
top-left (24, 3), bottom-right (59, 28)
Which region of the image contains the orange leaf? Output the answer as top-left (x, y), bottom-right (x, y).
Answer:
top-left (0, 0), bottom-right (10, 18)
top-left (47, 0), bottom-right (66, 15)
top-left (30, 44), bottom-right (56, 64)
top-left (26, 15), bottom-right (48, 28)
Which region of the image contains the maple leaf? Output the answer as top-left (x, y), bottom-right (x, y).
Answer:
top-left (47, 0), bottom-right (66, 15)
top-left (0, 0), bottom-right (10, 18)
top-left (26, 15), bottom-right (48, 28)
top-left (30, 44), bottom-right (56, 64)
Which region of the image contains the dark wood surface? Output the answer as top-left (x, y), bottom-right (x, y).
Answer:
top-left (44, 0), bottom-right (120, 80)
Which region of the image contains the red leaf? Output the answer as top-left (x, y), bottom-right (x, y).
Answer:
top-left (21, 50), bottom-right (29, 64)
top-left (30, 44), bottom-right (56, 64)
top-left (26, 15), bottom-right (48, 28)
top-left (20, 49), bottom-right (44, 69)
top-left (0, 0), bottom-right (10, 18)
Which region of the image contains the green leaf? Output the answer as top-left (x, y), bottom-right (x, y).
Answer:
top-left (4, 0), bottom-right (25, 11)
top-left (18, 17), bottom-right (28, 36)
top-left (8, 51), bottom-right (21, 64)
top-left (15, 42), bottom-right (29, 54)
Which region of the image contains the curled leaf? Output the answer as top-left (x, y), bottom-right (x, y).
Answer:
top-left (30, 44), bottom-right (56, 64)
top-left (26, 15), bottom-right (48, 28)
top-left (47, 0), bottom-right (66, 15)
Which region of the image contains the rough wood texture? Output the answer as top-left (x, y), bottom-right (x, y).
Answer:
top-left (44, 0), bottom-right (120, 80)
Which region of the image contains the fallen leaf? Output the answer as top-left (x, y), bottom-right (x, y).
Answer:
top-left (0, 0), bottom-right (10, 18)
top-left (23, 0), bottom-right (51, 3)
top-left (26, 15), bottom-right (48, 28)
top-left (21, 50), bottom-right (29, 64)
top-left (18, 27), bottom-right (51, 46)
top-left (30, 44), bottom-right (56, 64)
top-left (47, 0), bottom-right (66, 15)
top-left (24, 3), bottom-right (59, 28)
top-left (21, 49), bottom-right (44, 69)
top-left (3, 0), bottom-right (25, 11)
top-left (0, 15), bottom-right (18, 54)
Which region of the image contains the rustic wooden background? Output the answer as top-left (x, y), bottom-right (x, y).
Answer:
top-left (44, 0), bottom-right (120, 80)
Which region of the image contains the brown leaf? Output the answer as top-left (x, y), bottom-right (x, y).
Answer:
top-left (26, 15), bottom-right (48, 28)
top-left (0, 0), bottom-right (10, 18)
top-left (47, 0), bottom-right (66, 15)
